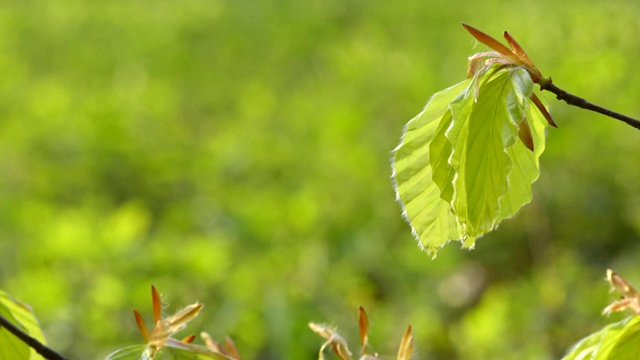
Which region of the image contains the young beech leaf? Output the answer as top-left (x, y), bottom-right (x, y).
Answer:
top-left (500, 102), bottom-right (547, 220)
top-left (392, 80), bottom-right (470, 257)
top-left (393, 66), bottom-right (549, 258)
top-left (448, 67), bottom-right (536, 237)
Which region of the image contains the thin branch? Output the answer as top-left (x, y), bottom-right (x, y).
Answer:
top-left (0, 314), bottom-right (69, 360)
top-left (542, 82), bottom-right (640, 130)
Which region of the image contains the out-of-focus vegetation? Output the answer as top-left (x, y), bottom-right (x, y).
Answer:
top-left (1, 1), bottom-right (640, 359)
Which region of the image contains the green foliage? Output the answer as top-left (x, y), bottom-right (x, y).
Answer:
top-left (393, 65), bottom-right (549, 257)
top-left (2, 1), bottom-right (640, 359)
top-left (0, 291), bottom-right (46, 360)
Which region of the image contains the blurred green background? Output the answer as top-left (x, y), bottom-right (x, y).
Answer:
top-left (2, 0), bottom-right (640, 359)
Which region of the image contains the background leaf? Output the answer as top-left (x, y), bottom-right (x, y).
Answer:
top-left (562, 316), bottom-right (640, 359)
top-left (593, 315), bottom-right (640, 359)
top-left (0, 290), bottom-right (46, 360)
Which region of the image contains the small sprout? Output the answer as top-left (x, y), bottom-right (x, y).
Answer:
top-left (603, 269), bottom-right (640, 316)
top-left (128, 285), bottom-right (237, 360)
top-left (201, 332), bottom-right (242, 360)
top-left (309, 307), bottom-right (414, 360)
top-left (308, 322), bottom-right (353, 360)
top-left (133, 285), bottom-right (204, 358)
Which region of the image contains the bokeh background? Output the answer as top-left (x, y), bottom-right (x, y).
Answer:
top-left (2, 0), bottom-right (640, 359)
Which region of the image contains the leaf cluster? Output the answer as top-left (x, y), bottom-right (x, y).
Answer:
top-left (393, 66), bottom-right (550, 257)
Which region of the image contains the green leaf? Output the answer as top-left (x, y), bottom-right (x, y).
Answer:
top-left (448, 67), bottom-right (533, 238)
top-left (598, 316), bottom-right (640, 359)
top-left (106, 343), bottom-right (236, 360)
top-left (105, 345), bottom-right (148, 360)
top-left (392, 80), bottom-right (470, 257)
top-left (0, 290), bottom-right (46, 360)
top-left (562, 316), bottom-right (640, 360)
top-left (499, 102), bottom-right (547, 220)
top-left (393, 66), bottom-right (549, 257)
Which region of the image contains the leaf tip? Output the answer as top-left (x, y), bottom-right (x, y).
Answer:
top-left (397, 325), bottom-right (414, 360)
top-left (358, 306), bottom-right (370, 350)
top-left (518, 118), bottom-right (535, 151)
top-left (133, 309), bottom-right (151, 343)
top-left (151, 285), bottom-right (162, 324)
top-left (530, 93), bottom-right (557, 128)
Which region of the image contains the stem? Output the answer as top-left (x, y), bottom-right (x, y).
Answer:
top-left (0, 314), bottom-right (69, 360)
top-left (542, 82), bottom-right (640, 130)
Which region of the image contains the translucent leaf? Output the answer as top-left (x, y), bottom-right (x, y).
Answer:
top-left (106, 345), bottom-right (234, 360)
top-left (106, 345), bottom-right (149, 360)
top-left (393, 66), bottom-right (549, 257)
top-left (0, 290), bottom-right (46, 360)
top-left (505, 69), bottom-right (533, 125)
top-left (447, 67), bottom-right (534, 238)
top-left (499, 100), bottom-right (547, 219)
top-left (562, 316), bottom-right (640, 359)
top-left (392, 80), bottom-right (470, 257)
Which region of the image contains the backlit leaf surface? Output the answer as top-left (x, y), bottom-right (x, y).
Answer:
top-left (392, 81), bottom-right (470, 256)
top-left (393, 66), bottom-right (549, 257)
top-left (562, 316), bottom-right (640, 360)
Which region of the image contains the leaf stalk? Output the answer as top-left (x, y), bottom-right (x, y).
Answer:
top-left (542, 83), bottom-right (640, 130)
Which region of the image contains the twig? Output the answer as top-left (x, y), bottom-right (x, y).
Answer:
top-left (0, 314), bottom-right (69, 360)
top-left (542, 82), bottom-right (640, 130)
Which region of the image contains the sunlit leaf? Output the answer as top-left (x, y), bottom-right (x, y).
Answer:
top-left (0, 290), bottom-right (46, 360)
top-left (448, 67), bottom-right (530, 237)
top-left (393, 65), bottom-right (549, 257)
top-left (392, 80), bottom-right (470, 257)
top-left (562, 316), bottom-right (640, 359)
top-left (499, 94), bottom-right (548, 219)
